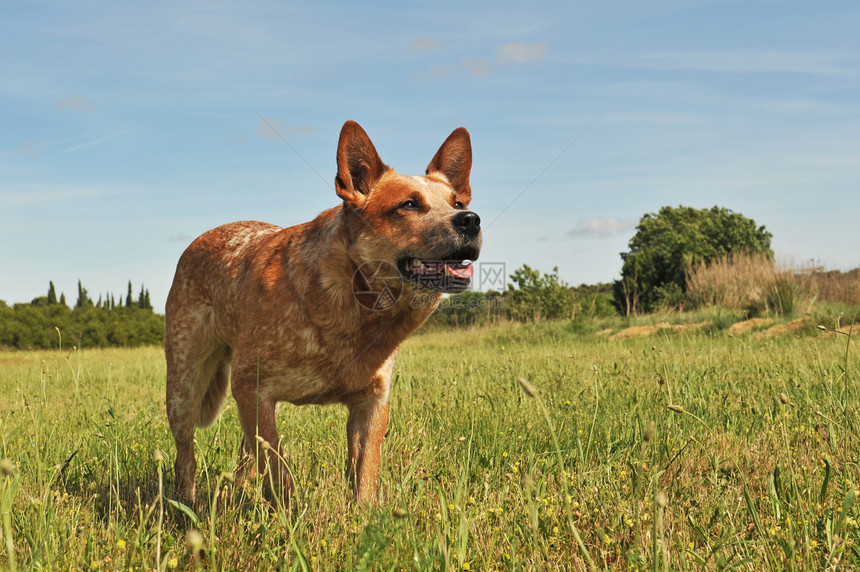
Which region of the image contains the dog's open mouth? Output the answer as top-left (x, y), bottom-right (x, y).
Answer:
top-left (397, 250), bottom-right (477, 293)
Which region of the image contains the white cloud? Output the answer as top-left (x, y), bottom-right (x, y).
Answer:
top-left (56, 95), bottom-right (95, 113)
top-left (566, 217), bottom-right (636, 239)
top-left (497, 42), bottom-right (548, 65)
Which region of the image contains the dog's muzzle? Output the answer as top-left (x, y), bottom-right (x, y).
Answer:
top-left (397, 210), bottom-right (482, 293)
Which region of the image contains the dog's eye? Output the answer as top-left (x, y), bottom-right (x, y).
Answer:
top-left (454, 201), bottom-right (465, 210)
top-left (399, 200), bottom-right (420, 210)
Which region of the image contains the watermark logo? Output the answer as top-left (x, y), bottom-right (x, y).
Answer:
top-left (477, 262), bottom-right (506, 291)
top-left (352, 260), bottom-right (404, 311)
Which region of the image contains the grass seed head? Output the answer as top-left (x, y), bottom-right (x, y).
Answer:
top-left (516, 377), bottom-right (537, 397)
top-left (521, 473), bottom-right (535, 488)
top-left (186, 529), bottom-right (204, 553)
top-left (655, 492), bottom-right (668, 508)
top-left (667, 404), bottom-right (684, 413)
top-left (393, 507), bottom-right (408, 519)
top-left (643, 421), bottom-right (656, 442)
top-left (153, 450), bottom-right (165, 464)
top-left (255, 435), bottom-right (272, 450)
top-left (0, 458), bottom-right (15, 477)
top-left (779, 392), bottom-right (789, 404)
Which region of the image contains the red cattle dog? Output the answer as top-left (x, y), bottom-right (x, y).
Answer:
top-left (165, 121), bottom-right (481, 504)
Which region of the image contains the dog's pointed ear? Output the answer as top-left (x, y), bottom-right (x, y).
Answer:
top-left (335, 121), bottom-right (389, 206)
top-left (426, 127), bottom-right (472, 199)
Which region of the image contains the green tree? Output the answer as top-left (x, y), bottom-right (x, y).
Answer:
top-left (137, 285), bottom-right (153, 310)
top-left (126, 281), bottom-right (133, 307)
top-left (507, 264), bottom-right (575, 321)
top-left (47, 281), bottom-right (58, 305)
top-left (75, 280), bottom-right (93, 309)
top-left (613, 205), bottom-right (772, 314)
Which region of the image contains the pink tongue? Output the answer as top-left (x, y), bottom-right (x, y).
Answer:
top-left (446, 262), bottom-right (474, 279)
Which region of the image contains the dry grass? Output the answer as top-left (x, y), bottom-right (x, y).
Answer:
top-left (795, 267), bottom-right (860, 305)
top-left (686, 253), bottom-right (860, 315)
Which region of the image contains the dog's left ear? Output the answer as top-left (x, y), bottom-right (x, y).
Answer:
top-left (426, 127), bottom-right (472, 200)
top-left (335, 121), bottom-right (390, 207)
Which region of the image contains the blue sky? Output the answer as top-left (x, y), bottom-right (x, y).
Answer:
top-left (2, 0), bottom-right (859, 313)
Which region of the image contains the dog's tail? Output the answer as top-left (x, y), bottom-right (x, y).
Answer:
top-left (196, 360), bottom-right (230, 427)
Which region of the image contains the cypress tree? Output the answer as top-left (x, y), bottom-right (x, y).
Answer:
top-left (75, 280), bottom-right (92, 309)
top-left (126, 281), bottom-right (133, 307)
top-left (47, 281), bottom-right (58, 305)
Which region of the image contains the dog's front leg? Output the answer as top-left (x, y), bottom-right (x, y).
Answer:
top-left (345, 393), bottom-right (390, 503)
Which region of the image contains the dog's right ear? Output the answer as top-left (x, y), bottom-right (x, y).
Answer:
top-left (335, 121), bottom-right (389, 207)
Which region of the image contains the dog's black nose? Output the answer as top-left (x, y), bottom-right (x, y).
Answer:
top-left (452, 211), bottom-right (481, 237)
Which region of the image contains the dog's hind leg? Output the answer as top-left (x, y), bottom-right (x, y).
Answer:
top-left (165, 304), bottom-right (230, 501)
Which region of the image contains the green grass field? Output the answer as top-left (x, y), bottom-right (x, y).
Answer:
top-left (1, 319), bottom-right (858, 570)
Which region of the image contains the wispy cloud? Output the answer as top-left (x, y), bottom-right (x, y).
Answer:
top-left (13, 140), bottom-right (46, 157)
top-left (421, 41), bottom-right (548, 80)
top-left (576, 49), bottom-right (859, 78)
top-left (256, 117), bottom-right (316, 140)
top-left (566, 217), bottom-right (636, 239)
top-left (58, 130), bottom-right (135, 155)
top-left (56, 95), bottom-right (95, 113)
top-left (497, 42), bottom-right (548, 65)
top-left (4, 184), bottom-right (115, 207)
top-left (429, 58), bottom-right (493, 79)
top-left (410, 36), bottom-right (444, 53)
top-left (168, 233), bottom-right (192, 243)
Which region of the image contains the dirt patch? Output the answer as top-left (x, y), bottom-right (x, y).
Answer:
top-left (609, 321), bottom-right (713, 340)
top-left (753, 318), bottom-right (812, 339)
top-left (727, 318), bottom-right (772, 336)
top-left (838, 323), bottom-right (859, 335)
top-left (610, 325), bottom-right (663, 340)
top-left (673, 321), bottom-right (713, 333)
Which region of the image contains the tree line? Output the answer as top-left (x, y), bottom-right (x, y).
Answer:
top-left (3, 205), bottom-right (814, 347)
top-left (429, 205), bottom-right (776, 326)
top-left (0, 281), bottom-right (163, 350)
